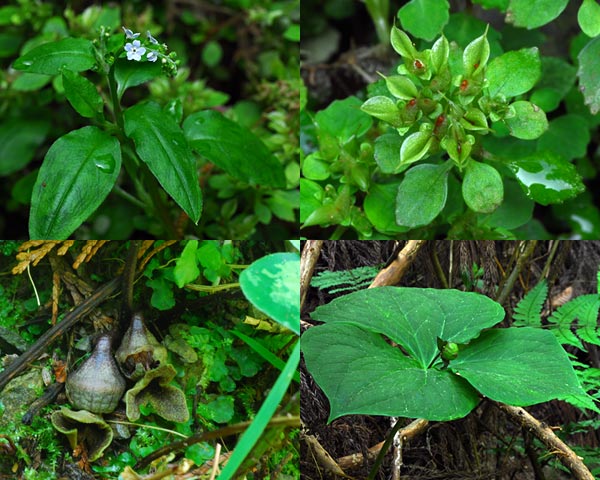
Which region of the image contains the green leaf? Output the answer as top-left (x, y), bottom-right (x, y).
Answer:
top-left (364, 181), bottom-right (409, 234)
top-left (579, 0), bottom-right (600, 37)
top-left (400, 130), bottom-right (433, 166)
top-left (390, 26), bottom-right (418, 58)
top-left (13, 37), bottom-right (96, 75)
top-left (462, 25), bottom-right (490, 76)
top-left (299, 179), bottom-right (323, 224)
top-left (462, 161), bottom-right (503, 213)
top-left (577, 36), bottom-right (600, 115)
top-left (301, 152), bottom-right (330, 181)
top-left (484, 178), bottom-right (533, 229)
top-left (29, 126), bottom-right (121, 239)
top-left (530, 56), bottom-right (577, 112)
top-left (486, 47), bottom-right (541, 98)
top-left (173, 240), bottom-right (200, 288)
top-left (316, 96), bottom-right (373, 142)
top-left (302, 287), bottom-right (505, 421)
top-left (62, 69), bottom-right (103, 119)
top-left (536, 114), bottom-right (590, 161)
top-left (240, 253), bottom-right (299, 335)
top-left (398, 0), bottom-right (450, 41)
top-left (507, 151), bottom-right (585, 205)
top-left (124, 102), bottom-right (202, 223)
top-left (383, 75), bottom-right (418, 100)
top-left (396, 163), bottom-right (449, 227)
top-left (513, 279), bottom-right (548, 327)
top-left (507, 0), bottom-right (568, 29)
top-left (360, 96), bottom-right (401, 126)
top-left (0, 119), bottom-right (49, 176)
top-left (451, 328), bottom-right (584, 405)
top-left (431, 35), bottom-right (450, 72)
top-left (505, 101), bottom-right (548, 140)
top-left (183, 110), bottom-right (286, 188)
top-left (374, 133), bottom-right (405, 174)
top-left (114, 58), bottom-right (162, 101)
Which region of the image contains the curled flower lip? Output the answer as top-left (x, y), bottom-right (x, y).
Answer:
top-left (147, 51), bottom-right (158, 62)
top-left (122, 26), bottom-right (140, 39)
top-left (125, 40), bottom-right (146, 61)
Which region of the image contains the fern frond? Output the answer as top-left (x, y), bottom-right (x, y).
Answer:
top-left (548, 297), bottom-right (589, 350)
top-left (570, 294), bottom-right (600, 347)
top-left (513, 279), bottom-right (547, 327)
top-left (310, 266), bottom-right (380, 294)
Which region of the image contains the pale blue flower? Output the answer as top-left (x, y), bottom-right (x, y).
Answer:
top-left (147, 51), bottom-right (158, 62)
top-left (122, 27), bottom-right (140, 39)
top-left (146, 31), bottom-right (159, 45)
top-left (125, 40), bottom-right (146, 61)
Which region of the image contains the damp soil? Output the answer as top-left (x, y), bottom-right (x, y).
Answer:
top-left (301, 240), bottom-right (600, 480)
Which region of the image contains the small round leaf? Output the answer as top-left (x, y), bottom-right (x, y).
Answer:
top-left (462, 161), bottom-right (504, 213)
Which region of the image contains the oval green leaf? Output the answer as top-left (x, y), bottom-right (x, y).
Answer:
top-left (398, 0), bottom-right (450, 41)
top-left (577, 35), bottom-right (600, 115)
top-left (183, 110), bottom-right (286, 188)
top-left (29, 126), bottom-right (121, 239)
top-left (62, 69), bottom-right (103, 119)
top-left (114, 58), bottom-right (162, 101)
top-left (13, 37), bottom-right (96, 75)
top-left (0, 119), bottom-right (49, 176)
top-left (462, 25), bottom-right (490, 76)
top-left (579, 0), bottom-right (600, 37)
top-left (451, 328), bottom-right (584, 405)
top-left (506, 0), bottom-right (568, 29)
top-left (361, 96), bottom-right (401, 126)
top-left (507, 151), bottom-right (585, 205)
top-left (400, 130), bottom-right (433, 166)
top-left (384, 75), bottom-right (418, 100)
top-left (396, 163), bottom-right (449, 227)
top-left (124, 102), bottom-right (203, 223)
top-left (462, 161), bottom-right (503, 213)
top-left (240, 252), bottom-right (299, 335)
top-left (486, 47), bottom-right (541, 98)
top-left (505, 101), bottom-right (548, 140)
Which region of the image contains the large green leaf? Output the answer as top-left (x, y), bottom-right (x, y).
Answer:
top-left (577, 36), bottom-right (600, 115)
top-left (310, 287), bottom-right (505, 368)
top-left (451, 328), bottom-right (585, 405)
top-left (303, 323), bottom-right (480, 422)
top-left (29, 126), bottom-right (121, 239)
top-left (113, 58), bottom-right (162, 101)
top-left (0, 119), bottom-right (49, 176)
top-left (62, 69), bottom-right (103, 119)
top-left (240, 253), bottom-right (299, 335)
top-left (398, 0), bottom-right (450, 41)
top-left (507, 151), bottom-right (585, 205)
top-left (124, 102), bottom-right (202, 223)
top-left (13, 37), bottom-right (96, 75)
top-left (303, 287), bottom-right (586, 423)
top-left (486, 47), bottom-right (541, 98)
top-left (507, 0), bottom-right (568, 29)
top-left (183, 110), bottom-right (286, 188)
top-left (396, 163), bottom-right (450, 227)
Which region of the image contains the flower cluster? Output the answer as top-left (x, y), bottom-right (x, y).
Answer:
top-left (122, 27), bottom-right (179, 76)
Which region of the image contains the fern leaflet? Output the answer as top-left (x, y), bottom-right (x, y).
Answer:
top-left (310, 265), bottom-right (380, 294)
top-left (513, 279), bottom-right (548, 327)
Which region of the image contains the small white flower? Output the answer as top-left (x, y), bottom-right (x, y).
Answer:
top-left (146, 31), bottom-right (159, 45)
top-left (147, 51), bottom-right (158, 62)
top-left (122, 27), bottom-right (140, 39)
top-left (125, 40), bottom-right (146, 61)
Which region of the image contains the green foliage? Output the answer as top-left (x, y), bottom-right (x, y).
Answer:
top-left (310, 265), bottom-right (380, 294)
top-left (302, 287), bottom-right (587, 422)
top-left (513, 279), bottom-right (548, 327)
top-left (1, 1), bottom-right (298, 239)
top-left (302, 4), bottom-right (600, 239)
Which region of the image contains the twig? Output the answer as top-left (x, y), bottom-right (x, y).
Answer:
top-left (300, 240), bottom-right (323, 309)
top-left (369, 240), bottom-right (426, 288)
top-left (496, 402), bottom-right (594, 480)
top-left (0, 277), bottom-right (121, 393)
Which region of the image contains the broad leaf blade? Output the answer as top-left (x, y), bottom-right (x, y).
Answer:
top-left (29, 126), bottom-right (121, 239)
top-left (577, 36), bottom-right (600, 115)
top-left (124, 102), bottom-right (202, 223)
top-left (114, 58), bottom-right (162, 100)
top-left (62, 68), bottom-right (103, 118)
top-left (310, 287), bottom-right (505, 368)
top-left (0, 119), bottom-right (49, 176)
top-left (451, 328), bottom-right (584, 405)
top-left (183, 110), bottom-right (286, 188)
top-left (302, 323), bottom-right (480, 422)
top-left (486, 47), bottom-right (541, 98)
top-left (13, 37), bottom-right (96, 75)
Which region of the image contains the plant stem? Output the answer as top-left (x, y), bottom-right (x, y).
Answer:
top-left (365, 0), bottom-right (390, 45)
top-left (367, 417), bottom-right (404, 480)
